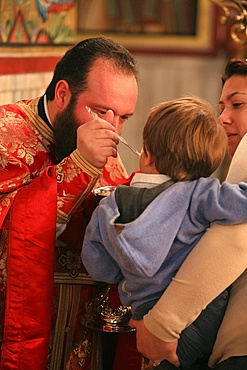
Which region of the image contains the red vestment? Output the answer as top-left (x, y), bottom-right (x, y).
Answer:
top-left (0, 98), bottom-right (142, 369)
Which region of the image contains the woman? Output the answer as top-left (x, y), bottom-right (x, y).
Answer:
top-left (130, 58), bottom-right (247, 370)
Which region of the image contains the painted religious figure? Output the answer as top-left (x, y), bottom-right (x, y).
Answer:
top-left (0, 0), bottom-right (76, 45)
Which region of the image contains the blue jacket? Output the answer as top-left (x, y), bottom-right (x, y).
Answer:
top-left (82, 177), bottom-right (247, 315)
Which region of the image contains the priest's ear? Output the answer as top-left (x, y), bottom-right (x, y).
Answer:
top-left (54, 80), bottom-right (71, 110)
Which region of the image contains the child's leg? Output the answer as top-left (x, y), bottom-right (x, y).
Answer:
top-left (144, 291), bottom-right (228, 370)
top-left (177, 290), bottom-right (229, 367)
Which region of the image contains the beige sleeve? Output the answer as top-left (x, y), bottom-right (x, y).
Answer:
top-left (208, 270), bottom-right (247, 366)
top-left (143, 222), bottom-right (247, 342)
top-left (207, 133), bottom-right (247, 365)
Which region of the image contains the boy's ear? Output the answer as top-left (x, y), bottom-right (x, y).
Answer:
top-left (143, 147), bottom-right (155, 166)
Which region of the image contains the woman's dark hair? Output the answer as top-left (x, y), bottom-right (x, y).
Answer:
top-left (221, 58), bottom-right (247, 85)
top-left (45, 36), bottom-right (138, 101)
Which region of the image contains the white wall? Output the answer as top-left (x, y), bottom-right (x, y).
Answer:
top-left (0, 72), bottom-right (52, 104)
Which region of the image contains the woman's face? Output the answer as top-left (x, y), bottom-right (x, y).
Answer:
top-left (219, 75), bottom-right (247, 157)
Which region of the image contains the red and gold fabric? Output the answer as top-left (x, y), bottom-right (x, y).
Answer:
top-left (0, 98), bottom-right (142, 369)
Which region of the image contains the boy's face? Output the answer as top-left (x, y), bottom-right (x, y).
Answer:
top-left (139, 148), bottom-right (146, 173)
top-left (139, 147), bottom-right (159, 174)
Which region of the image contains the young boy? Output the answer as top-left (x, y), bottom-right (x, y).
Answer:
top-left (81, 97), bottom-right (247, 369)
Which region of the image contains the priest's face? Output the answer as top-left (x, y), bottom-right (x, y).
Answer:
top-left (51, 57), bottom-right (138, 164)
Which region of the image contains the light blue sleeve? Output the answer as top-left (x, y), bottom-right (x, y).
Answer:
top-left (190, 178), bottom-right (247, 225)
top-left (81, 205), bottom-right (123, 284)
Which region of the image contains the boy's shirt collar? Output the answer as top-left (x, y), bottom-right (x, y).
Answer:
top-left (130, 172), bottom-right (171, 188)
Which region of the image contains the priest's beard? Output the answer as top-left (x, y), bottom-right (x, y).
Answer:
top-left (52, 102), bottom-right (79, 164)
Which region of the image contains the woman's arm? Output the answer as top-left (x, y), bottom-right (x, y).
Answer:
top-left (132, 222), bottom-right (247, 359)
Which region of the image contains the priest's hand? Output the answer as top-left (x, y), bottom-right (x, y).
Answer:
top-left (129, 318), bottom-right (180, 367)
top-left (77, 110), bottom-right (118, 168)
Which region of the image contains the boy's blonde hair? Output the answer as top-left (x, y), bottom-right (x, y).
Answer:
top-left (143, 96), bottom-right (227, 181)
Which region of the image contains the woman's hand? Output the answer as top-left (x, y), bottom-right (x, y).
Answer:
top-left (130, 318), bottom-right (180, 367)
